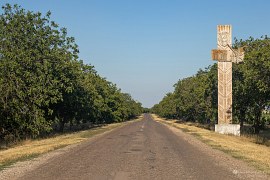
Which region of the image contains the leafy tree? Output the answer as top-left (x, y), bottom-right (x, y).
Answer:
top-left (0, 4), bottom-right (78, 139)
top-left (234, 36), bottom-right (270, 133)
top-left (0, 4), bottom-right (143, 143)
top-left (153, 65), bottom-right (218, 124)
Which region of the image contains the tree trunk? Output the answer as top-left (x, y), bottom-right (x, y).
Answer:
top-left (69, 119), bottom-right (73, 131)
top-left (239, 109), bottom-right (245, 128)
top-left (253, 111), bottom-right (262, 134)
top-left (59, 119), bottom-right (65, 132)
top-left (254, 120), bottom-right (260, 134)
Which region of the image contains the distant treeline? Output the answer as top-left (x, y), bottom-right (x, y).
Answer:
top-left (0, 4), bottom-right (142, 144)
top-left (152, 36), bottom-right (270, 134)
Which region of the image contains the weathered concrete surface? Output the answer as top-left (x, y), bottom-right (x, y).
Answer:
top-left (212, 25), bottom-right (245, 136)
top-left (218, 61), bottom-right (233, 124)
top-left (215, 124), bottom-right (241, 136)
top-left (217, 25), bottom-right (233, 124)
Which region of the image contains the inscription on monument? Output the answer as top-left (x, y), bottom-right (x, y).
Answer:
top-left (211, 50), bottom-right (228, 61)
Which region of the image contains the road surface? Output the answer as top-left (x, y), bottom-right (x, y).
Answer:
top-left (3, 114), bottom-right (267, 180)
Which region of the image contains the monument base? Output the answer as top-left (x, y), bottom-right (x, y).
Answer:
top-left (215, 124), bottom-right (240, 136)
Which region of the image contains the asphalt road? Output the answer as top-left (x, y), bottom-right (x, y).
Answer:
top-left (19, 114), bottom-right (263, 180)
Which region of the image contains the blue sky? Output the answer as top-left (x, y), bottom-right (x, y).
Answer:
top-left (1, 1), bottom-right (270, 107)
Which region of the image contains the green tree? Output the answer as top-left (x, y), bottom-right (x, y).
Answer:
top-left (234, 36), bottom-right (270, 133)
top-left (0, 4), bottom-right (79, 139)
top-left (0, 3), bottom-right (143, 143)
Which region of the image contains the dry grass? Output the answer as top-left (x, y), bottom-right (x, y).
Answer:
top-left (152, 114), bottom-right (270, 175)
top-left (0, 116), bottom-right (143, 170)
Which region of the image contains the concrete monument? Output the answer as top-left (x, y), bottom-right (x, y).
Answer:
top-left (211, 25), bottom-right (244, 136)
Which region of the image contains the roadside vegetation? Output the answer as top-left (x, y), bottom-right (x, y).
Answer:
top-left (0, 4), bottom-right (143, 148)
top-left (151, 36), bottom-right (270, 135)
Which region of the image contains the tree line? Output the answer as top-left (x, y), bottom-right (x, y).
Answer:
top-left (152, 36), bottom-right (270, 134)
top-left (0, 4), bottom-right (142, 144)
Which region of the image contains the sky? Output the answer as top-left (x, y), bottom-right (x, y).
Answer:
top-left (1, 0), bottom-right (270, 108)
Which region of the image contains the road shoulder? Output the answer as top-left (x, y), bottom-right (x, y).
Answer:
top-left (152, 114), bottom-right (269, 179)
top-left (0, 117), bottom-right (143, 180)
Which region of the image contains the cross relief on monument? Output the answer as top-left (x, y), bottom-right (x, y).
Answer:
top-left (212, 25), bottom-right (244, 63)
top-left (211, 25), bottom-right (244, 135)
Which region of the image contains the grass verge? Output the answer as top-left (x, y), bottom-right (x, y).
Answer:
top-left (0, 116), bottom-right (143, 171)
top-left (152, 114), bottom-right (270, 175)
